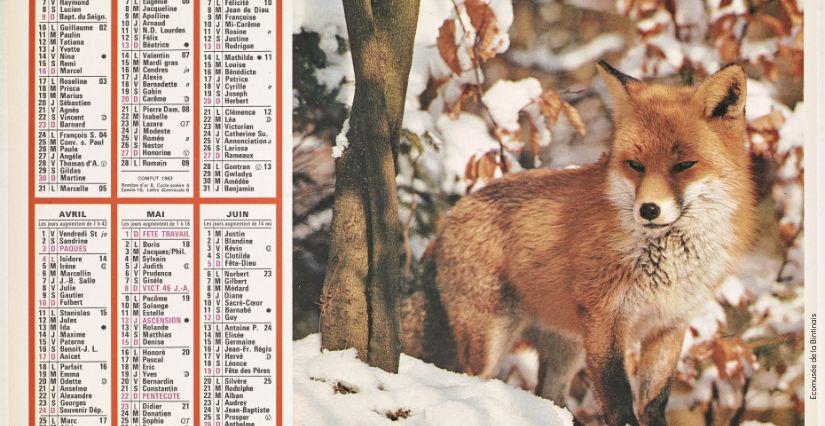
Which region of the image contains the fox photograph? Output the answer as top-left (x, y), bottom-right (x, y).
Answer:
top-left (292, 0), bottom-right (806, 425)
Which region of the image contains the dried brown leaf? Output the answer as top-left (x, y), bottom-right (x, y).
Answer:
top-left (758, 14), bottom-right (790, 37)
top-left (562, 102), bottom-right (587, 135)
top-left (437, 19), bottom-right (462, 75)
top-left (778, 221), bottom-right (800, 245)
top-left (750, 110), bottom-right (785, 132)
top-left (637, 21), bottom-right (668, 37)
top-left (465, 0), bottom-right (501, 63)
top-left (476, 151), bottom-right (500, 183)
top-left (464, 153), bottom-right (478, 184)
top-left (539, 90), bottom-right (563, 125)
top-left (718, 34), bottom-right (741, 63)
top-left (527, 116), bottom-right (541, 158)
top-left (621, 0), bottom-right (636, 16)
top-left (758, 57), bottom-right (779, 82)
top-left (492, 126), bottom-right (522, 153)
top-left (710, 338), bottom-right (757, 381)
top-left (464, 150), bottom-right (507, 192)
top-left (538, 89), bottom-right (586, 135)
top-left (384, 408), bottom-right (412, 421)
top-left (662, 0), bottom-right (676, 17)
top-left (448, 85), bottom-right (477, 118)
top-left (465, 0), bottom-right (494, 37)
top-left (709, 14), bottom-right (738, 38)
top-left (779, 0), bottom-right (803, 28)
top-left (638, 0), bottom-right (660, 16)
top-left (778, 45), bottom-right (804, 78)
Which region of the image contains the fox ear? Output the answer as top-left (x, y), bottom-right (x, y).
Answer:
top-left (596, 60), bottom-right (639, 112)
top-left (694, 64), bottom-right (747, 120)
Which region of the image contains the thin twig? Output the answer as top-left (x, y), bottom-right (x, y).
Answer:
top-left (402, 200), bottom-right (418, 278)
top-left (449, 0), bottom-right (507, 168)
top-left (401, 150), bottom-right (422, 279)
top-left (705, 381), bottom-right (718, 425)
top-left (776, 223), bottom-right (803, 283)
top-left (729, 377), bottom-right (752, 426)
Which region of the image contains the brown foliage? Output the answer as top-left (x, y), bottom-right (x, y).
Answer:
top-left (438, 19), bottom-right (462, 75)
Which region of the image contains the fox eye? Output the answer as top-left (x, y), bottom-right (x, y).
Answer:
top-left (627, 160), bottom-right (645, 173)
top-left (672, 161), bottom-right (697, 172)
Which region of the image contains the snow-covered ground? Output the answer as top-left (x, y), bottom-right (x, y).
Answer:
top-left (293, 334), bottom-right (574, 425)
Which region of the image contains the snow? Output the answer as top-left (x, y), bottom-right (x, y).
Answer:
top-left (435, 113), bottom-right (500, 169)
top-left (636, 9), bottom-right (671, 34)
top-left (617, 43), bottom-right (648, 77)
top-left (487, 0), bottom-right (515, 33)
top-left (314, 34), bottom-right (354, 104)
top-left (293, 133), bottom-right (328, 152)
top-left (406, 47), bottom-right (438, 109)
top-left (745, 79), bottom-right (791, 122)
top-left (688, 299), bottom-right (726, 342)
top-left (706, 0), bottom-right (749, 21)
top-left (524, 103), bottom-right (553, 152)
top-left (683, 43), bottom-right (721, 74)
top-left (292, 0), bottom-right (346, 34)
top-left (403, 108), bottom-right (435, 139)
top-left (293, 334), bottom-right (574, 426)
top-left (332, 117), bottom-right (350, 158)
top-left (499, 347), bottom-right (541, 392)
top-left (746, 285), bottom-right (805, 337)
top-left (778, 102), bottom-right (804, 155)
top-left (717, 276), bottom-right (747, 307)
top-left (741, 38), bottom-right (779, 63)
top-left (646, 34), bottom-right (685, 72)
top-left (673, 0), bottom-right (708, 41)
top-left (426, 113), bottom-right (523, 193)
top-left (564, 0), bottom-right (617, 13)
top-left (293, 0), bottom-right (354, 105)
top-left (482, 78), bottom-right (542, 133)
top-left (508, 34), bottom-right (625, 72)
top-left (416, 1), bottom-right (456, 46)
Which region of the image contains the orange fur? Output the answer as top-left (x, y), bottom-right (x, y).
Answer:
top-left (401, 63), bottom-right (756, 426)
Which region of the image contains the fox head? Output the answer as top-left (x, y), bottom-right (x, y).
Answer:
top-left (598, 61), bottom-right (751, 235)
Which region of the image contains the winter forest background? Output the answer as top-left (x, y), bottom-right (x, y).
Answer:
top-left (292, 0), bottom-right (804, 423)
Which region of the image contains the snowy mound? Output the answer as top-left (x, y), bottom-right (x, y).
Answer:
top-left (294, 334), bottom-right (574, 425)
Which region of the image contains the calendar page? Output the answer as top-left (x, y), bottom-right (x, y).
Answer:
top-left (4, 0), bottom-right (825, 425)
top-left (5, 0), bottom-right (285, 424)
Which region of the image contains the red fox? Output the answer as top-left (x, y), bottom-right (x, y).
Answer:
top-left (401, 62), bottom-right (756, 425)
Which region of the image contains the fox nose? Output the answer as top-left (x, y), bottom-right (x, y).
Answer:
top-left (640, 203), bottom-right (660, 220)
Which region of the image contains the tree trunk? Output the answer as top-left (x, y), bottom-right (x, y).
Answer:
top-left (319, 0), bottom-right (420, 372)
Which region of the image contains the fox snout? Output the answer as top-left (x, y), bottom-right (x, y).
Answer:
top-left (633, 175), bottom-right (680, 228)
top-left (635, 199), bottom-right (679, 228)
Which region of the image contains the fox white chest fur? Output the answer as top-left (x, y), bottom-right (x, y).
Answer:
top-left (609, 176), bottom-right (740, 341)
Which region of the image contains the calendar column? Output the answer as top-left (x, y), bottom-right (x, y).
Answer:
top-left (34, 205), bottom-right (111, 425)
top-left (118, 205), bottom-right (194, 425)
top-left (118, 0), bottom-right (194, 197)
top-left (30, 0), bottom-right (283, 423)
top-left (200, 205), bottom-right (277, 425)
top-left (34, 0), bottom-right (112, 197)
top-left (200, 0), bottom-right (277, 197)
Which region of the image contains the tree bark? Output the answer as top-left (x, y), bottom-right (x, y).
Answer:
top-left (319, 0), bottom-right (420, 372)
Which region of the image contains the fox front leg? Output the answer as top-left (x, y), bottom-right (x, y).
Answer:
top-left (637, 327), bottom-right (684, 426)
top-left (585, 327), bottom-right (638, 426)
